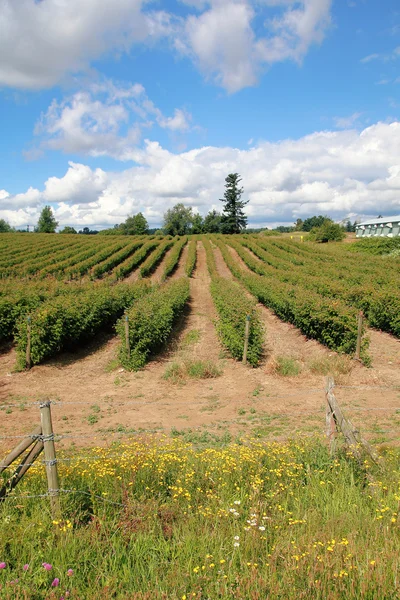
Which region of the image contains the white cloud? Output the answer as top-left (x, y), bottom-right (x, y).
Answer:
top-left (32, 80), bottom-right (193, 159)
top-left (361, 46), bottom-right (400, 64)
top-left (333, 112), bottom-right (362, 129)
top-left (0, 0), bottom-right (170, 89)
top-left (3, 121), bottom-right (400, 229)
top-left (0, 0), bottom-right (332, 93)
top-left (180, 0), bottom-right (332, 92)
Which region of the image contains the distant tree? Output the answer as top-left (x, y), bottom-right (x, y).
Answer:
top-left (345, 220), bottom-right (356, 233)
top-left (203, 210), bottom-right (223, 233)
top-left (294, 218), bottom-right (303, 231)
top-left (36, 206), bottom-right (58, 233)
top-left (121, 213), bottom-right (149, 235)
top-left (59, 226), bottom-right (77, 234)
top-left (191, 214), bottom-right (204, 234)
top-left (301, 215), bottom-right (330, 232)
top-left (274, 225), bottom-right (295, 233)
top-left (79, 227), bottom-right (98, 235)
top-left (310, 221), bottom-right (345, 243)
top-left (0, 219), bottom-right (13, 233)
top-left (220, 173), bottom-right (248, 234)
top-left (163, 203), bottom-right (194, 236)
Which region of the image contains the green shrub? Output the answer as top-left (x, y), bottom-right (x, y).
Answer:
top-left (118, 277), bottom-right (190, 370)
top-left (162, 237), bottom-right (188, 280)
top-left (15, 281), bottom-right (151, 367)
top-left (309, 222), bottom-right (346, 243)
top-left (185, 239), bottom-right (197, 277)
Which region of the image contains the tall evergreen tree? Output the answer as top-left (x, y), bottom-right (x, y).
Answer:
top-left (220, 173), bottom-right (248, 233)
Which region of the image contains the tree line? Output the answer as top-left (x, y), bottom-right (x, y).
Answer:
top-left (0, 172), bottom-right (361, 240)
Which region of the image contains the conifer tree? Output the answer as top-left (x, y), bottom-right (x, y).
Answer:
top-left (220, 173), bottom-right (248, 233)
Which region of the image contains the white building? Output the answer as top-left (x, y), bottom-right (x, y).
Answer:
top-left (355, 216), bottom-right (400, 238)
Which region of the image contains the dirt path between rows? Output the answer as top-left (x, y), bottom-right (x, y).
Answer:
top-left (0, 241), bottom-right (399, 453)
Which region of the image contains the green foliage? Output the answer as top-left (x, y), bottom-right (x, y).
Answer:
top-left (162, 237), bottom-right (188, 280)
top-left (220, 173), bottom-right (248, 233)
top-left (113, 240), bottom-right (159, 280)
top-left (118, 277), bottom-right (190, 370)
top-left (120, 213), bottom-right (149, 235)
top-left (203, 210), bottom-right (223, 233)
top-left (301, 215), bottom-right (330, 232)
top-left (191, 214), bottom-right (204, 234)
top-left (139, 239), bottom-right (175, 278)
top-left (15, 281), bottom-right (151, 367)
top-left (164, 359), bottom-right (221, 382)
top-left (2, 437), bottom-right (400, 599)
top-left (90, 240), bottom-right (143, 279)
top-left (274, 356), bottom-right (301, 376)
top-left (215, 237), bottom-right (368, 357)
top-left (185, 239), bottom-right (197, 277)
top-left (59, 226), bottom-right (77, 234)
top-left (0, 219), bottom-right (13, 233)
top-left (203, 237), bottom-right (263, 366)
top-left (309, 222), bottom-right (346, 243)
top-left (349, 237), bottom-right (400, 255)
top-left (163, 204), bottom-right (194, 236)
top-left (36, 206), bottom-right (58, 233)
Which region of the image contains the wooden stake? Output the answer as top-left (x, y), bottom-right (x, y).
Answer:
top-left (0, 425), bottom-right (42, 475)
top-left (0, 441), bottom-right (44, 500)
top-left (40, 401), bottom-right (61, 518)
top-left (26, 316), bottom-right (32, 370)
top-left (242, 315), bottom-right (251, 365)
top-left (125, 314), bottom-right (130, 359)
top-left (355, 310), bottom-right (364, 361)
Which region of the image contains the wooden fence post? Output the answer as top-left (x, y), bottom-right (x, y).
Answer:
top-left (125, 314), bottom-right (130, 359)
top-left (355, 310), bottom-right (364, 361)
top-left (0, 425), bottom-right (42, 476)
top-left (242, 315), bottom-right (251, 365)
top-left (26, 316), bottom-right (32, 370)
top-left (39, 401), bottom-right (61, 518)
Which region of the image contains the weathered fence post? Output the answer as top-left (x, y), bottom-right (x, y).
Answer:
top-left (325, 378), bottom-right (337, 455)
top-left (26, 316), bottom-right (32, 370)
top-left (242, 315), bottom-right (251, 365)
top-left (125, 314), bottom-right (130, 359)
top-left (0, 426), bottom-right (42, 476)
top-left (355, 310), bottom-right (364, 361)
top-left (40, 401), bottom-right (61, 518)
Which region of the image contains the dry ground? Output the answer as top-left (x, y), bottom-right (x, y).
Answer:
top-left (0, 241), bottom-right (399, 453)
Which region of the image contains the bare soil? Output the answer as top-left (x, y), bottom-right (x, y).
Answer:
top-left (1, 242), bottom-right (399, 453)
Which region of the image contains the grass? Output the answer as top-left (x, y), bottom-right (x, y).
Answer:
top-left (272, 355), bottom-right (302, 377)
top-left (164, 359), bottom-right (222, 383)
top-left (180, 329), bottom-right (201, 347)
top-left (308, 355), bottom-right (353, 377)
top-left (1, 435), bottom-right (400, 599)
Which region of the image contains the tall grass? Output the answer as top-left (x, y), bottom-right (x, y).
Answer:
top-left (0, 436), bottom-right (399, 599)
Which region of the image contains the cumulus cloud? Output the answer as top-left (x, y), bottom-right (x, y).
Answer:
top-left (32, 80), bottom-right (193, 159)
top-left (0, 0), bottom-right (171, 89)
top-left (180, 0), bottom-right (332, 92)
top-left (3, 121), bottom-right (400, 229)
top-left (1, 0), bottom-right (332, 93)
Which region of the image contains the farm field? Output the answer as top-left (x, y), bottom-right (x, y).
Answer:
top-left (1, 233), bottom-right (400, 599)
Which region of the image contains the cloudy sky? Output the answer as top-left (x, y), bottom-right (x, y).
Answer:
top-left (1, 0), bottom-right (400, 230)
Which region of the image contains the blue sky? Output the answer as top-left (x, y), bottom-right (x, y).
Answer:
top-left (0, 0), bottom-right (400, 229)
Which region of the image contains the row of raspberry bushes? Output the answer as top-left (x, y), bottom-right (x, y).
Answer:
top-left (15, 281), bottom-right (151, 367)
top-left (215, 239), bottom-right (368, 358)
top-left (203, 238), bottom-right (264, 366)
top-left (117, 277), bottom-right (190, 370)
top-left (139, 238), bottom-right (175, 278)
top-left (90, 240), bottom-right (143, 279)
top-left (161, 237), bottom-right (188, 281)
top-left (185, 239), bottom-right (197, 277)
top-left (238, 237), bottom-right (400, 338)
top-left (112, 240), bottom-right (160, 280)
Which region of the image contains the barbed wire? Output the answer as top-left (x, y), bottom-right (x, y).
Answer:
top-left (1, 488), bottom-right (126, 506)
top-left (1, 384), bottom-right (399, 411)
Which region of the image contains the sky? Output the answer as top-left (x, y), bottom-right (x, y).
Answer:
top-left (0, 0), bottom-right (400, 230)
